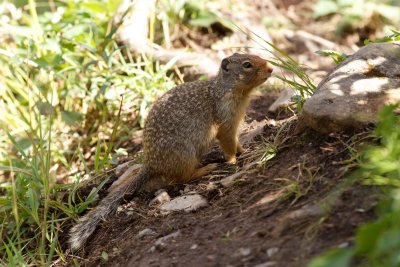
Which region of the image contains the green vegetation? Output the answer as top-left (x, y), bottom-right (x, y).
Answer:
top-left (315, 49), bottom-right (348, 64)
top-left (313, 0), bottom-right (400, 36)
top-left (0, 0), bottom-right (178, 265)
top-left (308, 104), bottom-right (400, 267)
top-left (248, 33), bottom-right (316, 109)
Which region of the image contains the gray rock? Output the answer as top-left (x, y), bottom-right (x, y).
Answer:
top-left (160, 194), bottom-right (208, 212)
top-left (268, 88), bottom-right (296, 113)
top-left (155, 230), bottom-right (181, 246)
top-left (267, 247), bottom-right (279, 258)
top-left (338, 242), bottom-right (350, 248)
top-left (238, 247), bottom-right (252, 257)
top-left (220, 171), bottom-right (245, 187)
top-left (149, 190), bottom-right (171, 206)
top-left (137, 228), bottom-right (156, 239)
top-left (253, 262), bottom-right (277, 267)
top-left (301, 42), bottom-right (400, 133)
top-left (272, 204), bottom-right (324, 237)
top-left (151, 230), bottom-right (181, 252)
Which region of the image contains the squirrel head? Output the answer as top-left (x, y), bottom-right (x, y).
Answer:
top-left (218, 53), bottom-right (273, 95)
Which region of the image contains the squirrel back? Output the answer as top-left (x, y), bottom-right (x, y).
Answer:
top-left (69, 53), bottom-right (272, 251)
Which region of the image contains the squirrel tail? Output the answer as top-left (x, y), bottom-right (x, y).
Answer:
top-left (68, 169), bottom-right (149, 251)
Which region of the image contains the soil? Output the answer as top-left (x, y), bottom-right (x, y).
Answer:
top-left (65, 92), bottom-right (377, 267)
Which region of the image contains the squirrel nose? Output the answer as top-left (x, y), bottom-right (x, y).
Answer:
top-left (267, 67), bottom-right (273, 73)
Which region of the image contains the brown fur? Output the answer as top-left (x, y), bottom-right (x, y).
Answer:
top-left (69, 53), bottom-right (273, 251)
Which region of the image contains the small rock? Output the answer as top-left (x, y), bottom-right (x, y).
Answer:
top-left (253, 262), bottom-right (277, 267)
top-left (272, 204), bottom-right (324, 237)
top-left (220, 171), bottom-right (245, 187)
top-left (137, 228), bottom-right (156, 239)
top-left (267, 247), bottom-right (279, 258)
top-left (238, 247), bottom-right (252, 257)
top-left (338, 242), bottom-right (350, 248)
top-left (183, 185), bottom-right (191, 193)
top-left (149, 191), bottom-right (171, 206)
top-left (206, 182), bottom-right (217, 191)
top-left (207, 255), bottom-right (216, 261)
top-left (160, 194), bottom-right (208, 212)
top-left (154, 189), bottom-right (166, 196)
top-left (190, 244), bottom-right (198, 250)
top-left (268, 88), bottom-right (296, 113)
top-left (154, 230), bottom-right (181, 247)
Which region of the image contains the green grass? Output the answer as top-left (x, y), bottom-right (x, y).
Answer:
top-left (0, 0), bottom-right (178, 265)
top-left (239, 28), bottom-right (316, 109)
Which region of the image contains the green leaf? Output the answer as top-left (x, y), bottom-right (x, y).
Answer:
top-left (337, 0), bottom-right (354, 6)
top-left (376, 5), bottom-right (400, 24)
top-left (36, 101), bottom-right (55, 116)
top-left (63, 25), bottom-right (87, 40)
top-left (307, 248), bottom-right (353, 267)
top-left (316, 50), bottom-right (348, 64)
top-left (15, 137), bottom-right (32, 151)
top-left (81, 2), bottom-right (107, 14)
top-left (101, 251), bottom-right (109, 261)
top-left (313, 0), bottom-right (338, 18)
top-left (107, 0), bottom-right (123, 14)
top-left (189, 14), bottom-right (218, 27)
top-left (355, 220), bottom-right (385, 255)
top-left (42, 38), bottom-right (61, 53)
top-left (376, 227), bottom-right (400, 255)
top-left (61, 110), bottom-right (83, 126)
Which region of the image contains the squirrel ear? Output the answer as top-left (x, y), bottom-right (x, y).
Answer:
top-left (221, 58), bottom-right (229, 72)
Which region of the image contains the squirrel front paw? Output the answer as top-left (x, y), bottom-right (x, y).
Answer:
top-left (225, 155), bottom-right (237, 164)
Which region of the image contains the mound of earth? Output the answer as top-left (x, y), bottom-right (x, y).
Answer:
top-left (66, 91), bottom-right (376, 267)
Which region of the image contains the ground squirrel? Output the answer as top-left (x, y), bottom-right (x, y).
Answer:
top-left (69, 53), bottom-right (273, 251)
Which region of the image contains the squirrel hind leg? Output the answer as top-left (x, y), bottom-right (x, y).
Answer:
top-left (187, 163), bottom-right (218, 181)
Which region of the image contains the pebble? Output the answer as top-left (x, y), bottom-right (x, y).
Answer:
top-left (220, 171), bottom-right (245, 187)
top-left (160, 194), bottom-right (208, 212)
top-left (238, 247), bottom-right (252, 257)
top-left (338, 242), bottom-right (350, 248)
top-left (154, 230), bottom-right (181, 246)
top-left (253, 262), bottom-right (277, 267)
top-left (267, 247), bottom-right (279, 258)
top-left (150, 230), bottom-right (181, 252)
top-left (149, 190), bottom-right (171, 206)
top-left (137, 228), bottom-right (156, 239)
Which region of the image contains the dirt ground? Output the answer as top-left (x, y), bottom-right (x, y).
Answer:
top-left (64, 91), bottom-right (377, 267)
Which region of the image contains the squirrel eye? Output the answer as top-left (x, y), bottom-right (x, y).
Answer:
top-left (242, 61), bottom-right (253, 68)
